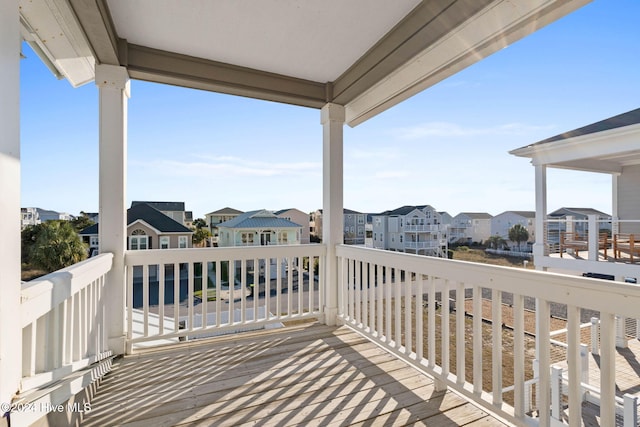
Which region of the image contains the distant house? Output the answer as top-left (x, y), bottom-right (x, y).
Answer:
top-left (343, 209), bottom-right (366, 245)
top-left (273, 208), bottom-right (311, 244)
top-left (491, 211), bottom-right (536, 250)
top-left (131, 201), bottom-right (188, 226)
top-left (310, 208), bottom-right (367, 245)
top-left (371, 205), bottom-right (447, 257)
top-left (32, 208), bottom-right (74, 222)
top-left (79, 203), bottom-right (193, 255)
top-left (204, 207), bottom-right (244, 245)
top-left (20, 207), bottom-right (40, 229)
top-left (217, 209), bottom-right (302, 247)
top-left (547, 207), bottom-right (612, 245)
top-left (450, 212), bottom-right (493, 245)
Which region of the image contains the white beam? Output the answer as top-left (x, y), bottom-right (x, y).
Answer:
top-left (0, 0), bottom-right (22, 404)
top-left (96, 64), bottom-right (129, 355)
top-left (345, 0), bottom-right (592, 126)
top-left (321, 103), bottom-right (345, 326)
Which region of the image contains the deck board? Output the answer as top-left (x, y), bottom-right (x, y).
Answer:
top-left (82, 323), bottom-right (507, 427)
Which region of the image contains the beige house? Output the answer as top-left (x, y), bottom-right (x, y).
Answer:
top-left (80, 203), bottom-right (193, 254)
top-left (274, 208), bottom-right (310, 244)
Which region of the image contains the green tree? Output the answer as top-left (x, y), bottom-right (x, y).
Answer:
top-left (70, 212), bottom-right (95, 232)
top-left (508, 224), bottom-right (529, 251)
top-left (192, 227), bottom-right (212, 247)
top-left (29, 221), bottom-right (87, 272)
top-left (192, 218), bottom-right (207, 229)
top-left (21, 223), bottom-right (45, 264)
top-left (486, 235), bottom-right (507, 250)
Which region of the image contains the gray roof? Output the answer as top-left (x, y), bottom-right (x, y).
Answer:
top-left (458, 212), bottom-right (493, 219)
top-left (131, 201), bottom-right (185, 211)
top-left (79, 223), bottom-right (99, 235)
top-left (499, 210), bottom-right (536, 219)
top-left (206, 207), bottom-right (244, 216)
top-left (386, 205), bottom-right (421, 216)
top-left (548, 207), bottom-right (611, 218)
top-left (81, 203), bottom-right (192, 234)
top-left (218, 210), bottom-right (303, 229)
top-left (529, 107), bottom-right (640, 146)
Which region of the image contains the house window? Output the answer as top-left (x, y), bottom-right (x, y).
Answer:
top-left (279, 231), bottom-right (288, 244)
top-left (400, 235), bottom-right (403, 243)
top-left (160, 236), bottom-right (170, 249)
top-left (90, 236), bottom-right (99, 247)
top-left (241, 233), bottom-right (254, 245)
top-left (178, 236), bottom-right (187, 248)
top-left (130, 229), bottom-right (148, 250)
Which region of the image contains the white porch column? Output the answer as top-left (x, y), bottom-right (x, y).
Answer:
top-left (96, 64), bottom-right (129, 355)
top-left (0, 0), bottom-right (22, 404)
top-left (321, 103), bottom-right (345, 326)
top-left (533, 164), bottom-right (547, 377)
top-left (533, 164), bottom-right (547, 263)
top-left (612, 174), bottom-right (619, 234)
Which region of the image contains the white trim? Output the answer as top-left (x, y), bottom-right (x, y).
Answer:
top-left (345, 0), bottom-right (591, 126)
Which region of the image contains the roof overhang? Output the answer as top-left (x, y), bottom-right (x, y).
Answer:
top-left (23, 0), bottom-right (591, 126)
top-left (510, 123), bottom-right (640, 174)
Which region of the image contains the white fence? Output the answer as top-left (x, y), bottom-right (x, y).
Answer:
top-left (19, 254), bottom-right (113, 393)
top-left (125, 244), bottom-right (325, 349)
top-left (336, 244), bottom-right (640, 427)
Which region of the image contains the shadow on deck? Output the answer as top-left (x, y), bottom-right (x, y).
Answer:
top-left (82, 323), bottom-right (507, 426)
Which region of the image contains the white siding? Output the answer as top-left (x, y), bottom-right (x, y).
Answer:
top-left (618, 164), bottom-right (640, 234)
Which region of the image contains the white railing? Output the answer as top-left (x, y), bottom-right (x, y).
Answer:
top-left (125, 244), bottom-right (325, 349)
top-left (404, 224), bottom-right (439, 232)
top-left (19, 253), bottom-right (113, 393)
top-left (335, 245), bottom-right (640, 427)
top-left (551, 366), bottom-right (640, 427)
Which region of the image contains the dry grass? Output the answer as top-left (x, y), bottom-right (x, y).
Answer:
top-left (452, 248), bottom-right (534, 269)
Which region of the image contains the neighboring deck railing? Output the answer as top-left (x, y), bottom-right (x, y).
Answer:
top-left (19, 253), bottom-right (113, 393)
top-left (125, 244), bottom-right (325, 349)
top-left (336, 244), bottom-right (640, 427)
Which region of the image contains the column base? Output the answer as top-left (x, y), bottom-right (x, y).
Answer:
top-left (108, 336), bottom-right (126, 355)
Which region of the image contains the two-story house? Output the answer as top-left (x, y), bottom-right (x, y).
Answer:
top-left (546, 207), bottom-right (612, 246)
top-left (79, 203), bottom-right (193, 255)
top-left (274, 208), bottom-right (311, 244)
top-left (217, 210), bottom-right (302, 247)
top-left (131, 201), bottom-right (190, 227)
top-left (491, 210), bottom-right (536, 251)
top-left (310, 208), bottom-right (366, 245)
top-left (20, 207), bottom-right (40, 229)
top-left (372, 205), bottom-right (447, 257)
top-left (343, 209), bottom-right (366, 245)
top-left (449, 212), bottom-right (493, 245)
top-left (204, 207), bottom-right (244, 246)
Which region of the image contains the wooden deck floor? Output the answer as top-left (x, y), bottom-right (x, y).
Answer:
top-left (82, 323), bottom-right (507, 426)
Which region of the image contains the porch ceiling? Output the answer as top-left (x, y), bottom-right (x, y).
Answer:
top-left (22, 0), bottom-right (591, 126)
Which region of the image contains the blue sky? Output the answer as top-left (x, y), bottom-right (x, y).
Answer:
top-left (20, 0), bottom-right (640, 219)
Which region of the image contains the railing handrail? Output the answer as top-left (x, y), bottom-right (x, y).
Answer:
top-left (21, 253), bottom-right (113, 328)
top-left (125, 244), bottom-right (326, 265)
top-left (335, 245), bottom-right (640, 325)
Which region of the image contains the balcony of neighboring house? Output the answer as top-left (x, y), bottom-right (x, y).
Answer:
top-left (404, 224), bottom-right (440, 232)
top-left (510, 107), bottom-right (640, 282)
top-left (5, 2), bottom-right (634, 427)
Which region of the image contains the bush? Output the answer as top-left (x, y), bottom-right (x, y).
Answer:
top-left (457, 246), bottom-right (469, 252)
